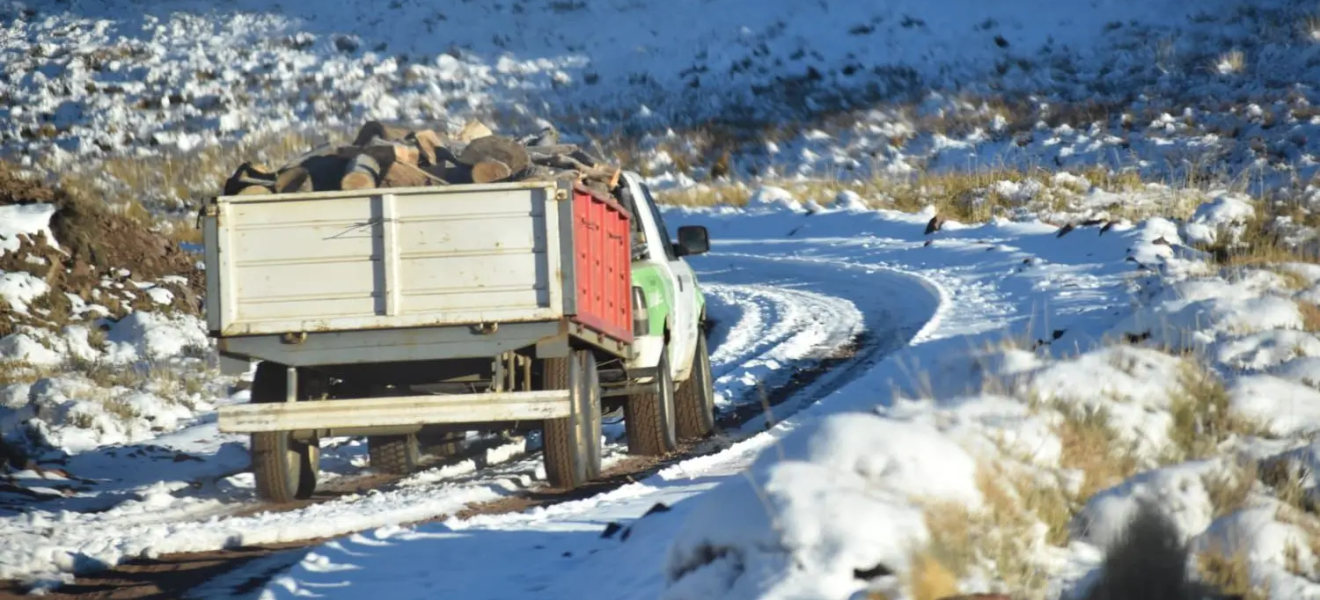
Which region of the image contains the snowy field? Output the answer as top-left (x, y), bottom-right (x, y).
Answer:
top-left (6, 0), bottom-right (1320, 599)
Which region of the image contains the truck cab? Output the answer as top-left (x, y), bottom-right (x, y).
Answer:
top-left (608, 172), bottom-right (715, 455)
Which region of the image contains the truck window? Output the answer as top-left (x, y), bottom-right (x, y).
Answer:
top-left (639, 184), bottom-right (678, 261)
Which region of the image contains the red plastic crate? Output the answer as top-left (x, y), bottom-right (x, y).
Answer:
top-left (570, 184), bottom-right (633, 343)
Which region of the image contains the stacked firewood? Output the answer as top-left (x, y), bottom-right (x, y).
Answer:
top-left (221, 120), bottom-right (622, 197)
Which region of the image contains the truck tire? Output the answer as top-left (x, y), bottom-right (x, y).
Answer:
top-left (417, 428), bottom-right (464, 458)
top-left (250, 362), bottom-right (319, 503)
top-left (625, 345), bottom-right (677, 455)
top-left (369, 434), bottom-right (421, 474)
top-left (543, 350), bottom-right (602, 489)
top-left (675, 332), bottom-right (716, 440)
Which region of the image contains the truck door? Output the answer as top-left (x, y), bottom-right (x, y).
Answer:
top-left (636, 183), bottom-right (698, 381)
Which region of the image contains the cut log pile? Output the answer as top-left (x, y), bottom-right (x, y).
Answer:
top-left (221, 120), bottom-right (622, 197)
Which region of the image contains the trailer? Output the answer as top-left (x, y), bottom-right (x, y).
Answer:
top-left (203, 173), bottom-right (714, 501)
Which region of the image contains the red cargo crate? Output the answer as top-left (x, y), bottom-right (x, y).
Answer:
top-left (570, 183), bottom-right (633, 343)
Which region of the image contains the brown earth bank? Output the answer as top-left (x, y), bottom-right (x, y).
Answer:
top-left (0, 162), bottom-right (203, 338)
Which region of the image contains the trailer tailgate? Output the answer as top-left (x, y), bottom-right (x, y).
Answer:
top-left (205, 182), bottom-right (566, 337)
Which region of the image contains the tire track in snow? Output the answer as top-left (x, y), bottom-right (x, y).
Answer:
top-left (702, 283), bottom-right (865, 412)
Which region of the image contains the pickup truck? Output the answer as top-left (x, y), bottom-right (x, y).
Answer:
top-left (202, 171), bottom-right (714, 501)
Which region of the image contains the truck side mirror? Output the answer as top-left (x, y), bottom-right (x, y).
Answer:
top-left (674, 226), bottom-right (710, 257)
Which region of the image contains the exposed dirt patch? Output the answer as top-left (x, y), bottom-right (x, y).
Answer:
top-left (0, 162), bottom-right (202, 327)
top-left (0, 542), bottom-right (318, 600)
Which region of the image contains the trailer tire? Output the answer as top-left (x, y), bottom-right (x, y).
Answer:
top-left (250, 362), bottom-right (319, 503)
top-left (542, 350), bottom-right (601, 489)
top-left (675, 332), bottom-right (716, 440)
top-left (369, 434), bottom-right (421, 475)
top-left (625, 344), bottom-right (678, 456)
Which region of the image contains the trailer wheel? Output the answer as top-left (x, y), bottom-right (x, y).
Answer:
top-left (250, 362), bottom-right (319, 503)
top-left (675, 332), bottom-right (716, 440)
top-left (625, 344), bottom-right (678, 455)
top-left (542, 350), bottom-right (602, 489)
top-left (369, 434), bottom-right (421, 474)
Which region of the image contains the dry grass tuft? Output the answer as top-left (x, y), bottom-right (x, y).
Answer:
top-left (1195, 543), bottom-right (1266, 600)
top-left (922, 500), bottom-right (979, 579)
top-left (0, 360), bottom-right (52, 386)
top-left (1215, 50), bottom-right (1247, 75)
top-left (1298, 300), bottom-right (1320, 332)
top-left (1266, 266), bottom-right (1313, 291)
top-left (70, 358), bottom-right (208, 402)
top-left (1257, 456), bottom-right (1313, 513)
top-left (1168, 361), bottom-right (1267, 461)
top-left (1203, 458), bottom-right (1258, 518)
top-left (1198, 212), bottom-right (1320, 268)
top-left (919, 462), bottom-right (1066, 599)
top-left (908, 550), bottom-right (960, 600)
top-left (1275, 506), bottom-right (1320, 579)
top-left (657, 185), bottom-right (753, 207)
top-left (1055, 403), bottom-right (1140, 501)
top-left (101, 398), bottom-right (139, 421)
top-left (1080, 166), bottom-right (1145, 192)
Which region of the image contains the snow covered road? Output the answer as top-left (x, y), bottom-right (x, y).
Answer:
top-left (1, 223), bottom-right (936, 595)
top-left (242, 217), bottom-right (959, 600)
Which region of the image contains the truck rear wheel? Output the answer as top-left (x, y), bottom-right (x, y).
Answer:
top-left (417, 428), bottom-right (464, 458)
top-left (250, 362), bottom-right (319, 503)
top-left (368, 434), bottom-right (421, 474)
top-left (542, 350), bottom-right (602, 488)
top-left (626, 345), bottom-right (678, 455)
top-left (675, 332), bottom-right (716, 440)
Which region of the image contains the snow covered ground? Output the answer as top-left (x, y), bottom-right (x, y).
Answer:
top-left (0, 205), bottom-right (898, 590)
top-left (0, 0), bottom-right (1257, 157)
top-left (8, 0), bottom-right (1320, 598)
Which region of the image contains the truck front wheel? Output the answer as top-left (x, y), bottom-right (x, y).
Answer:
top-left (675, 332), bottom-right (716, 440)
top-left (542, 350), bottom-right (602, 488)
top-left (250, 362), bottom-right (319, 503)
top-left (626, 344), bottom-right (678, 455)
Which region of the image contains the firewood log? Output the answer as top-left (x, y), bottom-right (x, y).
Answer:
top-left (458, 120), bottom-right (493, 143)
top-left (526, 144), bottom-right (581, 159)
top-left (353, 120), bottom-right (410, 146)
top-left (341, 151), bottom-right (384, 190)
top-left (409, 130), bottom-right (443, 167)
top-left (457, 136), bottom-right (529, 174)
top-left (275, 166), bottom-right (313, 193)
top-left (471, 160), bottom-right (513, 184)
top-left (381, 161), bottom-right (440, 188)
top-left (223, 162), bottom-right (275, 195)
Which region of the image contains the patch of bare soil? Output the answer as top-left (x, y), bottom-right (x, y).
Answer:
top-left (0, 543), bottom-right (318, 600)
top-left (0, 162), bottom-right (202, 335)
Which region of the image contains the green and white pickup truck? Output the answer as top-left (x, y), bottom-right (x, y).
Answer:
top-left (202, 169), bottom-right (714, 501)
